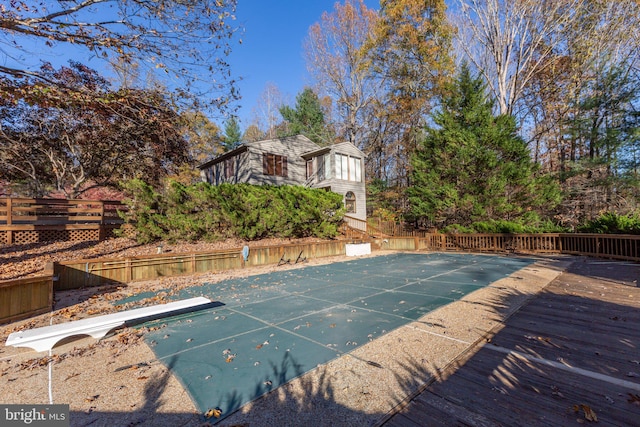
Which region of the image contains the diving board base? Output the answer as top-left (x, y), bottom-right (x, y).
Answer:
top-left (346, 242), bottom-right (371, 257)
top-left (5, 297), bottom-right (212, 352)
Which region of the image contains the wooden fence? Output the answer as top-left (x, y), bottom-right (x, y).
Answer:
top-left (374, 233), bottom-right (640, 262)
top-left (375, 234), bottom-right (562, 252)
top-left (0, 198), bottom-right (125, 244)
top-left (0, 275), bottom-right (53, 324)
top-left (48, 232), bottom-right (640, 300)
top-left (6, 226), bottom-right (640, 323)
top-left (52, 240), bottom-right (347, 290)
top-left (341, 216), bottom-right (370, 241)
top-left (367, 218), bottom-right (433, 237)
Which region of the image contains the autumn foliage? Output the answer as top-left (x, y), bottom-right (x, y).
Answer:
top-left (0, 62), bottom-right (189, 198)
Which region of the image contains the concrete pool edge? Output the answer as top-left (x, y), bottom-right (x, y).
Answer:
top-left (216, 254), bottom-right (571, 426)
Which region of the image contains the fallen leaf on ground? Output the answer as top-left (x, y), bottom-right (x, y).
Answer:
top-left (64, 373), bottom-right (80, 381)
top-left (573, 404), bottom-right (598, 422)
top-left (550, 385), bottom-right (564, 398)
top-left (204, 408), bottom-right (222, 419)
top-left (628, 393), bottom-right (640, 405)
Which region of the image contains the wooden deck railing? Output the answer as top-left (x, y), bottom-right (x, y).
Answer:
top-left (366, 218), bottom-right (432, 237)
top-left (343, 215), bottom-right (367, 232)
top-left (0, 198), bottom-right (126, 244)
top-left (374, 233), bottom-right (640, 262)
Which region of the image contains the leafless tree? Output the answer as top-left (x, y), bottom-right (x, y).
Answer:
top-left (454, 0), bottom-right (584, 117)
top-left (0, 0), bottom-right (240, 110)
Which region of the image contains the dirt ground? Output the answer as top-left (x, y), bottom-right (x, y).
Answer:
top-left (0, 239), bottom-right (574, 426)
top-left (0, 236), bottom-right (329, 280)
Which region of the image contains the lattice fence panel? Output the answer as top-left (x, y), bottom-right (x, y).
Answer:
top-left (68, 229), bottom-right (100, 242)
top-left (12, 231), bottom-right (42, 244)
top-left (10, 229), bottom-right (98, 244)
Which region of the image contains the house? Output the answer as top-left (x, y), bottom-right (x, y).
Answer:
top-left (198, 135), bottom-right (367, 222)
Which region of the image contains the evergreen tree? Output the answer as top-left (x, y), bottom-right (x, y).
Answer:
top-left (222, 116), bottom-right (242, 150)
top-left (279, 88), bottom-right (332, 144)
top-left (407, 64), bottom-right (560, 227)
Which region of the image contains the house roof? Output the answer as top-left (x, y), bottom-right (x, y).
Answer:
top-left (301, 146), bottom-right (331, 159)
top-left (301, 141), bottom-right (367, 159)
top-left (198, 134), bottom-right (321, 170)
top-left (197, 145), bottom-right (248, 170)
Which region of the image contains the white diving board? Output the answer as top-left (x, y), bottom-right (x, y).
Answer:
top-left (5, 297), bottom-right (212, 353)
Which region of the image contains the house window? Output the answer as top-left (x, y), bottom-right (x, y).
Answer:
top-left (263, 153), bottom-right (288, 177)
top-left (316, 153), bottom-right (331, 182)
top-left (306, 159), bottom-right (313, 180)
top-left (345, 191), bottom-right (356, 213)
top-left (224, 158), bottom-right (235, 179)
top-left (335, 154), bottom-right (361, 182)
top-left (335, 154), bottom-right (345, 180)
top-left (324, 154), bottom-right (331, 179)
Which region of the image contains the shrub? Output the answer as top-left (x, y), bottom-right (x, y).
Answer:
top-left (578, 212), bottom-right (640, 234)
top-left (120, 180), bottom-right (345, 242)
top-left (441, 224), bottom-right (475, 234)
top-left (440, 214), bottom-right (566, 234)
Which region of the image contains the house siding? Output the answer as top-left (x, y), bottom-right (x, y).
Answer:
top-left (199, 135), bottom-right (367, 221)
top-left (318, 179), bottom-right (366, 222)
top-left (244, 136), bottom-right (317, 186)
top-left (309, 142), bottom-right (367, 222)
top-left (209, 151), bottom-right (251, 184)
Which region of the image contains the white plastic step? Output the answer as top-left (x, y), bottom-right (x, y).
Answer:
top-left (5, 296), bottom-right (212, 352)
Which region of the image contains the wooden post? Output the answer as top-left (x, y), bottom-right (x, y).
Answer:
top-left (6, 198), bottom-right (12, 225)
top-left (125, 258), bottom-right (132, 282)
top-left (99, 201), bottom-right (105, 225)
top-left (43, 262), bottom-right (55, 309)
top-left (6, 198), bottom-right (12, 244)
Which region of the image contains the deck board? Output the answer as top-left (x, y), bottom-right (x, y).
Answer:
top-left (383, 259), bottom-right (640, 426)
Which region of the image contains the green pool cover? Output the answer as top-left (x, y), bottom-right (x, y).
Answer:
top-left (130, 252), bottom-right (533, 421)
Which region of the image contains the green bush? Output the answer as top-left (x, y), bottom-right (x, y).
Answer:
top-left (440, 214), bottom-right (566, 234)
top-left (578, 212), bottom-right (640, 234)
top-left (441, 224), bottom-right (475, 234)
top-left (120, 180), bottom-right (345, 242)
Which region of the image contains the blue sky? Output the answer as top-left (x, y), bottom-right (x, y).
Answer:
top-left (2, 1), bottom-right (379, 129)
top-left (230, 0), bottom-right (380, 128)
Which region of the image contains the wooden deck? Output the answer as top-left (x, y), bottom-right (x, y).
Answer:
top-left (382, 259), bottom-right (640, 426)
